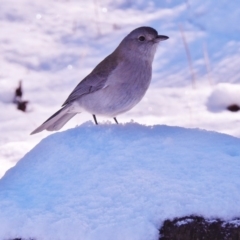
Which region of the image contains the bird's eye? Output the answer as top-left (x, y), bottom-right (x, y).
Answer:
top-left (138, 36), bottom-right (145, 42)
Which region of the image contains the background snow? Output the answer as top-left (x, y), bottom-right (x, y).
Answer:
top-left (207, 83), bottom-right (240, 112)
top-left (0, 123), bottom-right (240, 240)
top-left (0, 1), bottom-right (240, 238)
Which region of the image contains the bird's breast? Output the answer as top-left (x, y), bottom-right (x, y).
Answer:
top-left (78, 59), bottom-right (152, 116)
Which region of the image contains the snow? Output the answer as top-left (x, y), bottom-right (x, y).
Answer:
top-left (207, 83), bottom-right (240, 112)
top-left (0, 0), bottom-right (240, 238)
top-left (0, 123), bottom-right (240, 240)
top-left (176, 219), bottom-right (194, 226)
top-left (223, 219), bottom-right (240, 227)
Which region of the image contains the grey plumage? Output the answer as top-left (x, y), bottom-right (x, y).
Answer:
top-left (31, 26), bottom-right (168, 134)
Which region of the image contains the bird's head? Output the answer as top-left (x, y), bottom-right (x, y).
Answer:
top-left (116, 26), bottom-right (169, 62)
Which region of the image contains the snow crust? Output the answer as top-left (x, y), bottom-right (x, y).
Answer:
top-left (0, 123), bottom-right (240, 240)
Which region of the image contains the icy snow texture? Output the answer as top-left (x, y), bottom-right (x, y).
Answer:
top-left (0, 123), bottom-right (240, 240)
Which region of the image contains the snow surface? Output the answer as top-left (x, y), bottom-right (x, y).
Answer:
top-left (176, 218), bottom-right (194, 226)
top-left (0, 1), bottom-right (240, 238)
top-left (0, 123), bottom-right (240, 240)
top-left (1, 0), bottom-right (240, 177)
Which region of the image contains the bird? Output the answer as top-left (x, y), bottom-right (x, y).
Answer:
top-left (31, 26), bottom-right (169, 135)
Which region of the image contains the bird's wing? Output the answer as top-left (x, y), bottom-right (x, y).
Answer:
top-left (62, 54), bottom-right (119, 106)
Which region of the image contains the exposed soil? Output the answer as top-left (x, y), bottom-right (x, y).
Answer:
top-left (160, 215), bottom-right (240, 240)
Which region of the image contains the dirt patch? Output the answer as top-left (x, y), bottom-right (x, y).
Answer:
top-left (160, 215), bottom-right (240, 240)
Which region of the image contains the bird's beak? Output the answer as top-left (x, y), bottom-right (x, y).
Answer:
top-left (155, 35), bottom-right (169, 42)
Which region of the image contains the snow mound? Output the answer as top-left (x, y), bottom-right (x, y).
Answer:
top-left (207, 83), bottom-right (240, 112)
top-left (0, 123), bottom-right (240, 240)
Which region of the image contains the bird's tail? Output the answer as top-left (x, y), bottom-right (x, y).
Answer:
top-left (30, 105), bottom-right (77, 135)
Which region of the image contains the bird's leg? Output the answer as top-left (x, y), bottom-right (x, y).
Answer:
top-left (93, 114), bottom-right (98, 125)
top-left (113, 117), bottom-right (119, 124)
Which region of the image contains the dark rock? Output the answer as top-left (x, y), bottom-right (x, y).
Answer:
top-left (13, 80), bottom-right (23, 104)
top-left (13, 80), bottom-right (29, 112)
top-left (227, 104), bottom-right (240, 112)
top-left (10, 238), bottom-right (35, 240)
top-left (15, 80), bottom-right (23, 98)
top-left (9, 238), bottom-right (35, 240)
top-left (159, 215), bottom-right (240, 240)
top-left (17, 100), bottom-right (29, 112)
